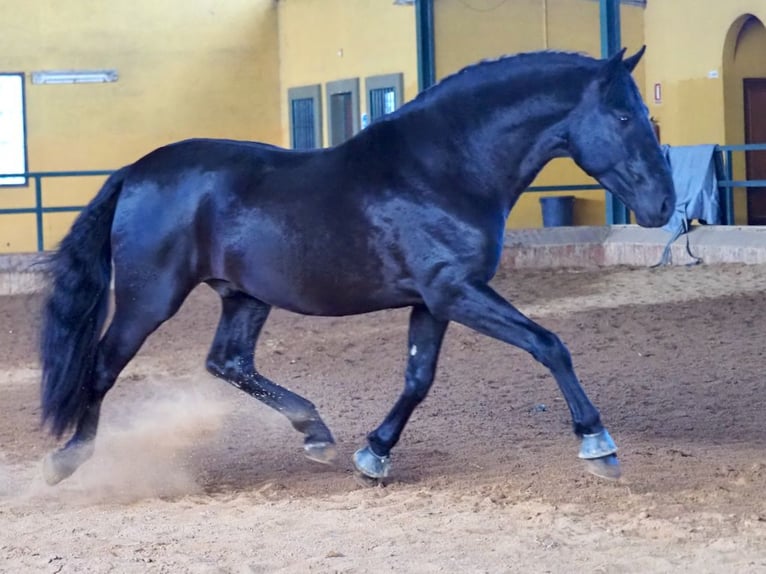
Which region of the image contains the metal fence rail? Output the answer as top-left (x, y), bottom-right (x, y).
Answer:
top-left (0, 170), bottom-right (114, 251)
top-left (1, 144), bottom-right (765, 252)
top-left (0, 170), bottom-right (607, 253)
top-left (715, 143), bottom-right (766, 225)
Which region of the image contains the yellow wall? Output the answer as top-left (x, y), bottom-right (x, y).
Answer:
top-left (277, 0), bottom-right (418, 147)
top-left (723, 16), bottom-right (766, 224)
top-left (433, 0), bottom-right (646, 228)
top-left (4, 1), bottom-right (765, 254)
top-left (0, 0), bottom-right (280, 252)
top-left (644, 0), bottom-right (766, 145)
top-left (644, 0), bottom-right (766, 224)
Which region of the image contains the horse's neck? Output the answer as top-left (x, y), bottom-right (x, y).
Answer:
top-left (418, 77), bottom-right (579, 208)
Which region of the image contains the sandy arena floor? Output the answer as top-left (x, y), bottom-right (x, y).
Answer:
top-left (1, 263), bottom-right (765, 573)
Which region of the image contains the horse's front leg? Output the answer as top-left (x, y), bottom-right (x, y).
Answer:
top-left (436, 281), bottom-right (621, 480)
top-left (353, 304), bottom-right (448, 483)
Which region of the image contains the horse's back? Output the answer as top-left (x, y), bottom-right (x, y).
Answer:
top-left (111, 138), bottom-right (287, 262)
top-left (110, 138), bottom-right (422, 315)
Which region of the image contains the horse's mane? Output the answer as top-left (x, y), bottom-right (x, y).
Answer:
top-left (392, 50), bottom-right (602, 117)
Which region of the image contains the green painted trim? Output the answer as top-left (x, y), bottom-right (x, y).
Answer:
top-left (600, 0), bottom-right (630, 225)
top-left (415, 0), bottom-right (435, 92)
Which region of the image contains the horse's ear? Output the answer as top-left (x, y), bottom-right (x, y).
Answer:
top-left (623, 45), bottom-right (646, 73)
top-left (600, 47), bottom-right (628, 82)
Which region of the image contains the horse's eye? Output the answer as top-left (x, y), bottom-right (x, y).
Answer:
top-left (618, 114), bottom-right (630, 123)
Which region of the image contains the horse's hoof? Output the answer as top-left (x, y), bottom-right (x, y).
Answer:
top-left (41, 443), bottom-right (94, 486)
top-left (304, 441), bottom-right (337, 465)
top-left (583, 454), bottom-right (622, 480)
top-left (578, 429), bottom-right (618, 460)
top-left (353, 446), bottom-right (391, 479)
top-left (42, 451), bottom-right (77, 486)
top-left (353, 470), bottom-right (385, 488)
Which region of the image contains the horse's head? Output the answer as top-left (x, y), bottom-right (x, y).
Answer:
top-left (567, 47), bottom-right (675, 227)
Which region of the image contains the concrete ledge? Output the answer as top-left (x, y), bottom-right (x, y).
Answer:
top-left (1, 225), bottom-right (765, 295)
top-left (0, 253), bottom-right (48, 295)
top-left (502, 226), bottom-right (609, 268)
top-left (605, 225), bottom-right (766, 266)
top-left (502, 225), bottom-right (766, 268)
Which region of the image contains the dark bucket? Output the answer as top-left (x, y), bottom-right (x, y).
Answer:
top-left (539, 195), bottom-right (575, 227)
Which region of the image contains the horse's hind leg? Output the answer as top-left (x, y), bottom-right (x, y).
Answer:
top-left (354, 305), bottom-right (448, 481)
top-left (43, 279), bottom-right (192, 485)
top-left (205, 287), bottom-right (336, 464)
top-left (439, 282), bottom-right (620, 480)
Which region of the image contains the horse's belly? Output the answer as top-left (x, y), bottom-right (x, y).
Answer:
top-left (274, 291), bottom-right (418, 317)
top-left (241, 277), bottom-right (418, 316)
top-left (220, 245), bottom-right (418, 316)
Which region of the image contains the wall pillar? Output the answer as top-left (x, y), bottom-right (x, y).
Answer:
top-left (600, 0), bottom-right (631, 225)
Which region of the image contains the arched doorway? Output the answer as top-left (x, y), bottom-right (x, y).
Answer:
top-left (723, 14), bottom-right (766, 225)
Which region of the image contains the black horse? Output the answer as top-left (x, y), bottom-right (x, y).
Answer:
top-left (40, 47), bottom-right (674, 486)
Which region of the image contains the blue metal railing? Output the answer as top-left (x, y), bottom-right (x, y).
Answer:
top-left (0, 170), bottom-right (114, 251)
top-left (525, 144), bottom-right (766, 227)
top-left (524, 184), bottom-right (603, 193)
top-left (715, 143), bottom-right (766, 225)
top-left (1, 145), bottom-right (764, 252)
top-left (0, 172), bottom-right (606, 253)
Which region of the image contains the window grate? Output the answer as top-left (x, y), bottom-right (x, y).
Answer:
top-left (291, 98), bottom-right (316, 150)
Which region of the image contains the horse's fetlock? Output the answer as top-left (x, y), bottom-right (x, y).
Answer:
top-left (573, 414), bottom-right (603, 437)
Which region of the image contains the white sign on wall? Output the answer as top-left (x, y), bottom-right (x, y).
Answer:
top-left (0, 74), bottom-right (27, 186)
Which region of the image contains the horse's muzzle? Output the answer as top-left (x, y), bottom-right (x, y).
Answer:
top-left (636, 194), bottom-right (674, 228)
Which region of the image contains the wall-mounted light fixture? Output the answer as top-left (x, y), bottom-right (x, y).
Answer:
top-left (31, 69), bottom-right (118, 85)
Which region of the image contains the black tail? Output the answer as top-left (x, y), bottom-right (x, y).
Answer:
top-left (40, 168), bottom-right (127, 438)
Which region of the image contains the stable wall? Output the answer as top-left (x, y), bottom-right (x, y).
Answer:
top-left (4, 1), bottom-right (762, 255)
top-left (644, 0), bottom-right (766, 145)
top-left (433, 0), bottom-right (646, 229)
top-left (644, 0), bottom-right (766, 225)
top-left (0, 0), bottom-right (281, 252)
top-left (723, 15), bottom-right (766, 224)
top-left (277, 0), bottom-right (418, 148)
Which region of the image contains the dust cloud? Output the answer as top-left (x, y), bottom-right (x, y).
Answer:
top-left (19, 382), bottom-right (232, 505)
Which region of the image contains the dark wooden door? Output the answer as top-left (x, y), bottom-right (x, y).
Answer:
top-left (330, 92), bottom-right (353, 146)
top-left (744, 78), bottom-right (766, 225)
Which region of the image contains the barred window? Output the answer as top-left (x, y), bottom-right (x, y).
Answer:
top-left (288, 85), bottom-right (322, 149)
top-left (366, 73), bottom-right (404, 123)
